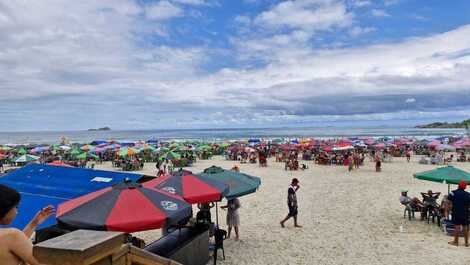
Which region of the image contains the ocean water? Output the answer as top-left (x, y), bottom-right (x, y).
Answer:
top-left (0, 127), bottom-right (466, 145)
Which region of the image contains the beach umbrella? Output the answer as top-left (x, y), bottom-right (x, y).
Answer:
top-left (146, 140), bottom-right (159, 145)
top-left (140, 144), bottom-right (157, 152)
top-left (427, 140), bottom-right (441, 148)
top-left (30, 146), bottom-right (49, 154)
top-left (198, 166), bottom-right (261, 199)
top-left (47, 161), bottom-right (73, 167)
top-left (119, 147), bottom-right (138, 157)
top-left (70, 149), bottom-right (81, 156)
top-left (17, 148), bottom-right (27, 155)
top-left (197, 145), bottom-right (211, 151)
top-left (143, 171), bottom-right (229, 204)
top-left (15, 154), bottom-right (40, 163)
top-left (56, 180), bottom-right (192, 233)
top-left (76, 152), bottom-right (99, 160)
top-left (165, 151), bottom-right (181, 160)
top-left (0, 146), bottom-right (12, 152)
top-left (59, 145), bottom-right (71, 151)
top-left (414, 166), bottom-right (470, 187)
top-left (435, 144), bottom-right (456, 152)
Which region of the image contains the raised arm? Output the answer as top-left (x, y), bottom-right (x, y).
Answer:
top-left (23, 206), bottom-right (55, 238)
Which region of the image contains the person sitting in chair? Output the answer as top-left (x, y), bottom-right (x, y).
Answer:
top-left (400, 190), bottom-right (423, 212)
top-left (421, 190), bottom-right (440, 219)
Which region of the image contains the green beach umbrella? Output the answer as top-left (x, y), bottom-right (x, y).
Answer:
top-left (197, 145), bottom-right (211, 151)
top-left (413, 166), bottom-right (470, 185)
top-left (70, 149), bottom-right (81, 155)
top-left (76, 152), bottom-right (99, 160)
top-left (141, 144), bottom-right (157, 152)
top-left (165, 151), bottom-right (181, 160)
top-left (198, 166), bottom-right (261, 199)
top-left (17, 148), bottom-right (27, 155)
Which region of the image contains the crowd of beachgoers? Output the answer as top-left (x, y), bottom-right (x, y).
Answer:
top-left (0, 135), bottom-right (469, 174)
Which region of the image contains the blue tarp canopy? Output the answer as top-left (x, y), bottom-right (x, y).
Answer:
top-left (90, 140), bottom-right (107, 145)
top-left (0, 164), bottom-right (144, 230)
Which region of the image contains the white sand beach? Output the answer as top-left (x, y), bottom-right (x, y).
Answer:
top-left (96, 156), bottom-right (470, 265)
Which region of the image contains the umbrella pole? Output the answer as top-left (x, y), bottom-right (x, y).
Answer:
top-left (448, 184), bottom-right (450, 194)
top-left (215, 202), bottom-right (219, 227)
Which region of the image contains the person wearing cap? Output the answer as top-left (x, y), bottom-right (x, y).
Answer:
top-left (280, 178), bottom-right (302, 228)
top-left (399, 190), bottom-right (423, 218)
top-left (448, 180), bottom-right (470, 247)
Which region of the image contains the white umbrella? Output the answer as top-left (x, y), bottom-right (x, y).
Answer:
top-left (15, 154), bottom-right (40, 163)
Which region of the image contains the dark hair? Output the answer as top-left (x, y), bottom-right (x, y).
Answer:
top-left (292, 178), bottom-right (299, 184)
top-left (0, 185), bottom-right (21, 219)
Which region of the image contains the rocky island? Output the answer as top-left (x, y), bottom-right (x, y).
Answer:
top-left (415, 119), bottom-right (470, 128)
top-left (87, 127), bottom-right (111, 131)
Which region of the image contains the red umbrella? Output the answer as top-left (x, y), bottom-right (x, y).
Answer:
top-left (47, 161), bottom-right (73, 167)
top-left (56, 181), bottom-right (192, 233)
top-left (143, 171), bottom-right (229, 204)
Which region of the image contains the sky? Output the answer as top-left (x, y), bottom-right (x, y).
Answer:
top-left (0, 0), bottom-right (470, 131)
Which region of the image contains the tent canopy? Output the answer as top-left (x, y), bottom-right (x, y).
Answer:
top-left (413, 166), bottom-right (470, 185)
top-left (0, 164), bottom-right (145, 230)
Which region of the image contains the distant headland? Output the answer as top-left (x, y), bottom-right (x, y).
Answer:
top-left (415, 119), bottom-right (470, 129)
top-left (87, 127), bottom-right (111, 131)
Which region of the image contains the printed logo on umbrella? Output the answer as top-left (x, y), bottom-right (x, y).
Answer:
top-left (162, 186), bottom-right (177, 194)
top-left (161, 200), bottom-right (178, 211)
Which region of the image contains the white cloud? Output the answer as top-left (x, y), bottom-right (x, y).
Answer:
top-left (350, 0), bottom-right (371, 7)
top-left (348, 26), bottom-right (376, 37)
top-left (371, 9), bottom-right (390, 17)
top-left (1, 1), bottom-right (470, 130)
top-left (171, 0), bottom-right (206, 5)
top-left (254, 0), bottom-right (353, 32)
top-left (410, 14), bottom-right (427, 21)
top-left (405, 98), bottom-right (416, 103)
top-left (145, 1), bottom-right (183, 21)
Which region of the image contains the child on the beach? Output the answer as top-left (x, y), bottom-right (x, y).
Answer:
top-left (0, 184), bottom-right (55, 265)
top-left (375, 153), bottom-right (381, 172)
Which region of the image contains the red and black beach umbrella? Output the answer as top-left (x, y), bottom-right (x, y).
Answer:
top-left (143, 170), bottom-right (229, 204)
top-left (56, 181), bottom-right (192, 233)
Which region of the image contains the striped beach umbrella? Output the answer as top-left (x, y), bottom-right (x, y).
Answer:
top-left (57, 181), bottom-right (192, 232)
top-left (143, 171), bottom-right (229, 204)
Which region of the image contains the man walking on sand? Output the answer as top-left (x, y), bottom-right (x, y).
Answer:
top-left (448, 180), bottom-right (470, 247)
top-left (280, 178), bottom-right (302, 228)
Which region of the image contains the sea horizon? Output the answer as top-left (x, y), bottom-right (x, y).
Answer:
top-left (0, 126), bottom-right (466, 145)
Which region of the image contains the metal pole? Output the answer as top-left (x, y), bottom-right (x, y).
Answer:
top-left (215, 202), bottom-right (219, 227)
top-left (448, 184), bottom-right (450, 194)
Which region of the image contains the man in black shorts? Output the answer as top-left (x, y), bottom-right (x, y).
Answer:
top-left (280, 178), bottom-right (302, 228)
top-left (448, 180), bottom-right (470, 247)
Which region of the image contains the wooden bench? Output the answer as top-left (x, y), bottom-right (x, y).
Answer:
top-left (34, 230), bottom-right (181, 265)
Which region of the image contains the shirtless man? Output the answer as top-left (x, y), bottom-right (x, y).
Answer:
top-left (0, 184), bottom-right (54, 265)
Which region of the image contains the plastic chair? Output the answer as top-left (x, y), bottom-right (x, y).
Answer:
top-left (209, 228), bottom-right (227, 265)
